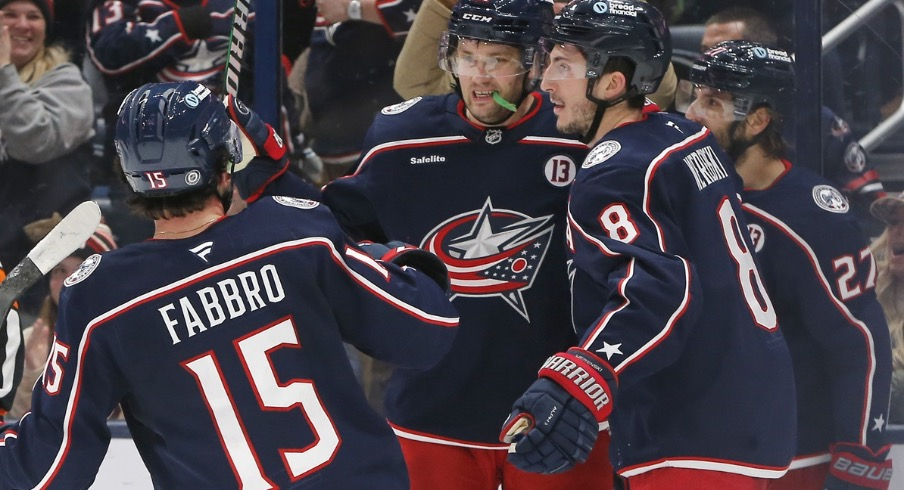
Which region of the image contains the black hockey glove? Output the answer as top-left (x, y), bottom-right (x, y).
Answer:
top-left (175, 5), bottom-right (213, 40)
top-left (500, 348), bottom-right (616, 474)
top-left (824, 443), bottom-right (893, 489)
top-left (225, 94), bottom-right (289, 202)
top-left (358, 241), bottom-right (450, 293)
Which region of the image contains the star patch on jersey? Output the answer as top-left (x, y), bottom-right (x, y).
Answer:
top-left (64, 254), bottom-right (101, 287)
top-left (381, 97), bottom-right (422, 115)
top-left (273, 196), bottom-right (320, 209)
top-left (583, 141), bottom-right (621, 168)
top-left (812, 185), bottom-right (849, 213)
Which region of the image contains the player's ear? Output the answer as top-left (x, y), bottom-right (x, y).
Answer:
top-left (745, 106), bottom-right (772, 137)
top-left (600, 71), bottom-right (628, 100)
top-left (218, 171), bottom-right (232, 186)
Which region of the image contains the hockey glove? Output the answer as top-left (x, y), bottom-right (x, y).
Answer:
top-left (358, 241), bottom-right (450, 293)
top-left (824, 443), bottom-right (893, 489)
top-left (500, 348), bottom-right (616, 474)
top-left (174, 5), bottom-right (213, 41)
top-left (225, 94), bottom-right (289, 202)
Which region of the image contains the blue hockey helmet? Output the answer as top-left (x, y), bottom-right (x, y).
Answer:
top-left (114, 81), bottom-right (242, 197)
top-left (682, 40), bottom-right (795, 119)
top-left (447, 0), bottom-right (554, 45)
top-left (543, 0), bottom-right (671, 96)
top-left (439, 0), bottom-right (554, 87)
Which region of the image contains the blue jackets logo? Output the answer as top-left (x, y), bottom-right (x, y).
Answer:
top-left (420, 198), bottom-right (554, 320)
top-left (812, 185), bottom-right (849, 214)
top-left (64, 254), bottom-right (101, 287)
top-left (382, 97), bottom-right (422, 115)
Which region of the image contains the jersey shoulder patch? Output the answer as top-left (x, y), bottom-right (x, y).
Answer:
top-left (64, 254), bottom-right (102, 287)
top-left (583, 141), bottom-right (621, 168)
top-left (812, 185), bottom-right (849, 214)
top-left (381, 97), bottom-right (422, 115)
top-left (273, 196), bottom-right (320, 210)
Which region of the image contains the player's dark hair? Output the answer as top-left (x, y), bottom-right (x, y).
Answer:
top-left (603, 57), bottom-right (645, 109)
top-left (706, 7), bottom-right (778, 47)
top-left (115, 149), bottom-right (231, 221)
top-left (752, 105), bottom-right (788, 159)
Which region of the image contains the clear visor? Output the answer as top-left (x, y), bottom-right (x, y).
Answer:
top-left (438, 32), bottom-right (532, 78)
top-left (675, 79), bottom-right (753, 121)
top-left (537, 39), bottom-right (592, 81)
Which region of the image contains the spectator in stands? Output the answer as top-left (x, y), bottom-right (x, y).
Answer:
top-left (8, 219), bottom-right (117, 420)
top-left (392, 0), bottom-right (678, 107)
top-left (680, 6), bottom-right (887, 232)
top-left (87, 1), bottom-right (308, 242)
top-left (0, 0), bottom-right (95, 316)
top-left (870, 192), bottom-right (904, 425)
top-left (295, 0), bottom-right (416, 184)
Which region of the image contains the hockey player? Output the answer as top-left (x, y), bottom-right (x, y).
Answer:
top-left (0, 81), bottom-right (459, 489)
top-left (500, 2), bottom-right (797, 488)
top-left (692, 6), bottom-right (886, 231)
top-left (318, 0), bottom-right (609, 487)
top-left (682, 40), bottom-right (894, 490)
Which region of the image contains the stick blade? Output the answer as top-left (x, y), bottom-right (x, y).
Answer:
top-left (28, 201), bottom-right (102, 275)
top-left (0, 201), bottom-right (102, 321)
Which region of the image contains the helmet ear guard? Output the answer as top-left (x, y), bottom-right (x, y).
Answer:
top-left (115, 82), bottom-right (242, 197)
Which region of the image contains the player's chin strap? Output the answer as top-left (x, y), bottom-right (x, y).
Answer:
top-left (218, 164), bottom-right (236, 213)
top-left (218, 185), bottom-right (234, 214)
top-left (581, 77), bottom-right (628, 145)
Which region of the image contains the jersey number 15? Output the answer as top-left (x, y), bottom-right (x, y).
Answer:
top-left (183, 317), bottom-right (340, 488)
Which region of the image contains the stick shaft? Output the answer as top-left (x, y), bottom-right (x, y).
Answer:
top-left (224, 0), bottom-right (253, 97)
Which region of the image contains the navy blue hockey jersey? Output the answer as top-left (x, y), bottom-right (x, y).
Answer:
top-left (568, 111), bottom-right (797, 478)
top-left (323, 93), bottom-right (590, 446)
top-left (0, 197), bottom-right (458, 489)
top-left (87, 0), bottom-right (245, 88)
top-left (741, 162), bottom-right (892, 465)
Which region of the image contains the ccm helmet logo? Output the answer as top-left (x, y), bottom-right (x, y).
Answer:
top-left (462, 13), bottom-right (492, 22)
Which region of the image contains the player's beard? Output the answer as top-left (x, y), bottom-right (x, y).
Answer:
top-left (463, 77), bottom-right (527, 126)
top-left (725, 120), bottom-right (758, 161)
top-left (557, 97), bottom-right (597, 136)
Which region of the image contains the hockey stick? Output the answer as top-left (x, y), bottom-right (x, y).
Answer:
top-left (223, 0), bottom-right (258, 172)
top-left (224, 0), bottom-right (252, 98)
top-left (0, 201), bottom-right (102, 323)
